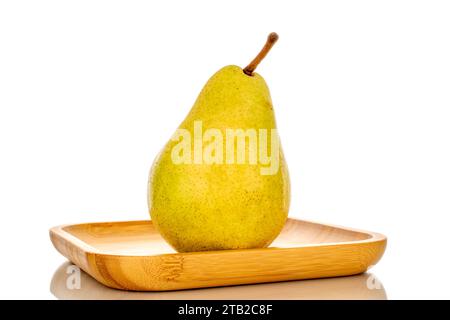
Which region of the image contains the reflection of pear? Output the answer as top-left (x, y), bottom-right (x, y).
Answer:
top-left (148, 33), bottom-right (290, 252)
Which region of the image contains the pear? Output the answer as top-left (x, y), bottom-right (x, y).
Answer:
top-left (148, 33), bottom-right (290, 252)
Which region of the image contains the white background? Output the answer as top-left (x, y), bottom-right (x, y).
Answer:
top-left (1, 1), bottom-right (449, 299)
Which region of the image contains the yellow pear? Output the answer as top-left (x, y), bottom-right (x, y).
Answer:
top-left (148, 33), bottom-right (290, 252)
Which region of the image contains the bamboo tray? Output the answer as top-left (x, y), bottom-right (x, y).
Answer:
top-left (49, 218), bottom-right (387, 291)
top-left (50, 261), bottom-right (387, 299)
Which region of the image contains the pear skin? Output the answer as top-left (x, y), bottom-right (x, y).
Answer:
top-left (148, 34), bottom-right (290, 252)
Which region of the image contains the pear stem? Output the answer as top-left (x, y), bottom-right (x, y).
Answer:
top-left (243, 32), bottom-right (279, 76)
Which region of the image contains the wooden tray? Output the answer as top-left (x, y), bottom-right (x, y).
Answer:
top-left (49, 218), bottom-right (387, 291)
top-left (50, 262), bottom-right (387, 299)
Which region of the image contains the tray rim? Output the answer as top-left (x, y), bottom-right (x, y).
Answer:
top-left (49, 218), bottom-right (387, 258)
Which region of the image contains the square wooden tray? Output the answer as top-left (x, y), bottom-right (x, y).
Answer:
top-left (49, 218), bottom-right (386, 291)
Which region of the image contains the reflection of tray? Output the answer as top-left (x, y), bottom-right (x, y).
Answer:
top-left (49, 218), bottom-right (387, 291)
top-left (50, 262), bottom-right (387, 299)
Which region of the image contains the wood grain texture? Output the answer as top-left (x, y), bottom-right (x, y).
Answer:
top-left (49, 218), bottom-right (387, 291)
top-left (51, 261), bottom-right (387, 300)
